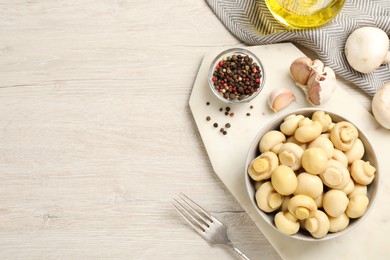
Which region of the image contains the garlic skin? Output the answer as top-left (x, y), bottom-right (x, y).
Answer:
top-left (290, 57), bottom-right (337, 106)
top-left (268, 88), bottom-right (296, 112)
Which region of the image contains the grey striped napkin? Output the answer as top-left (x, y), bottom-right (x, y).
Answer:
top-left (206, 0), bottom-right (390, 96)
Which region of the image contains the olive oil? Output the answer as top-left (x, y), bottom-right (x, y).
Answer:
top-left (265, 0), bottom-right (345, 29)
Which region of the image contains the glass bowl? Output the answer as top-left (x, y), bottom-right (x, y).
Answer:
top-left (208, 48), bottom-right (266, 104)
top-left (244, 108), bottom-right (379, 241)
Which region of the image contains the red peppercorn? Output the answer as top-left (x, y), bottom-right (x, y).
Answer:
top-left (212, 77), bottom-right (217, 82)
top-left (252, 68), bottom-right (257, 73)
top-left (219, 61), bottom-right (224, 67)
top-left (255, 78), bottom-right (260, 83)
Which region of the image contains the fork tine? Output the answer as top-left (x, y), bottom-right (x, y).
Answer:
top-left (172, 200), bottom-right (207, 238)
top-left (178, 193), bottom-right (213, 221)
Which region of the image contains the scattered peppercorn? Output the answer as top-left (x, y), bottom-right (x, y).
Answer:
top-left (220, 128), bottom-right (224, 133)
top-left (223, 131), bottom-right (227, 135)
top-left (250, 105), bottom-right (254, 109)
top-left (213, 123), bottom-right (218, 128)
top-left (211, 53), bottom-right (262, 101)
top-left (219, 108), bottom-right (223, 112)
top-left (206, 116), bottom-right (211, 121)
top-left (225, 111), bottom-right (229, 116)
top-left (229, 112), bottom-right (234, 117)
top-left (206, 101), bottom-right (210, 106)
top-left (246, 113), bottom-right (251, 116)
top-left (226, 107), bottom-right (231, 112)
top-left (225, 123), bottom-right (231, 128)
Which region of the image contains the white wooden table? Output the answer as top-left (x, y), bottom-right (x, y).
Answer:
top-left (0, 1), bottom-right (371, 259)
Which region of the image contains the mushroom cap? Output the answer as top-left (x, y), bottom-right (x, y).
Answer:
top-left (274, 211), bottom-right (300, 235)
top-left (294, 119), bottom-right (322, 143)
top-left (323, 189), bottom-right (349, 217)
top-left (332, 149), bottom-right (349, 168)
top-left (348, 182), bottom-right (368, 199)
top-left (330, 121), bottom-right (358, 151)
top-left (259, 130), bottom-right (286, 153)
top-left (312, 111), bottom-right (332, 133)
top-left (372, 83), bottom-right (390, 129)
top-left (288, 194), bottom-right (317, 220)
top-left (255, 181), bottom-right (283, 213)
top-left (301, 147), bottom-right (328, 175)
top-left (345, 27), bottom-right (389, 73)
top-left (329, 213), bottom-right (350, 233)
top-left (346, 194), bottom-right (369, 218)
top-left (320, 159), bottom-right (350, 190)
top-left (271, 165), bottom-right (298, 196)
top-left (344, 138), bottom-right (365, 164)
top-left (278, 143), bottom-right (304, 171)
top-left (280, 114), bottom-right (305, 136)
top-left (294, 172), bottom-right (323, 199)
top-left (350, 159), bottom-right (376, 185)
top-left (248, 151), bottom-right (279, 181)
top-left (308, 135), bottom-right (335, 159)
top-left (305, 210), bottom-right (330, 239)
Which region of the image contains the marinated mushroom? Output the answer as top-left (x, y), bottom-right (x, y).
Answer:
top-left (287, 194), bottom-right (317, 220)
top-left (330, 121), bottom-right (358, 151)
top-left (329, 213), bottom-right (350, 233)
top-left (332, 149), bottom-right (349, 168)
top-left (286, 136), bottom-right (308, 150)
top-left (274, 211), bottom-right (300, 235)
top-left (280, 114), bottom-right (305, 136)
top-left (278, 143), bottom-right (304, 171)
top-left (256, 181), bottom-right (283, 213)
top-left (342, 178), bottom-right (355, 195)
top-left (312, 111), bottom-right (332, 133)
top-left (259, 130), bottom-right (286, 153)
top-left (348, 182), bottom-right (368, 199)
top-left (308, 135), bottom-right (335, 159)
top-left (344, 138), bottom-right (365, 164)
top-left (346, 194), bottom-right (369, 218)
top-left (323, 189), bottom-right (349, 217)
top-left (294, 172), bottom-right (323, 199)
top-left (271, 165), bottom-right (298, 195)
top-left (305, 210), bottom-right (330, 239)
top-left (314, 193), bottom-right (323, 208)
top-left (320, 159), bottom-right (350, 190)
top-left (350, 159), bottom-right (376, 185)
top-left (294, 118), bottom-right (322, 143)
top-left (281, 196), bottom-right (291, 212)
top-left (248, 151), bottom-right (279, 181)
top-left (301, 147), bottom-right (328, 175)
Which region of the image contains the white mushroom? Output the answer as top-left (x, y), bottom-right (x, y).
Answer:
top-left (248, 151), bottom-right (279, 181)
top-left (348, 182), bottom-right (368, 199)
top-left (350, 159), bottom-right (376, 185)
top-left (281, 196), bottom-right (291, 212)
top-left (305, 210), bottom-right (330, 239)
top-left (301, 147), bottom-right (328, 175)
top-left (278, 143), bottom-right (304, 171)
top-left (372, 82), bottom-right (390, 129)
top-left (287, 194), bottom-right (317, 220)
top-left (344, 138), bottom-right (365, 164)
top-left (332, 149), bottom-right (349, 168)
top-left (314, 193), bottom-right (323, 208)
top-left (308, 135), bottom-right (335, 159)
top-left (330, 121), bottom-right (359, 151)
top-left (345, 27), bottom-right (390, 73)
top-left (346, 194), bottom-right (369, 218)
top-left (259, 130), bottom-right (286, 153)
top-left (312, 110), bottom-right (333, 133)
top-left (342, 178), bottom-right (355, 195)
top-left (323, 189), bottom-right (349, 218)
top-left (294, 172), bottom-right (323, 199)
top-left (280, 114), bottom-right (305, 136)
top-left (274, 211), bottom-right (300, 235)
top-left (320, 159), bottom-right (350, 190)
top-left (271, 165), bottom-right (298, 196)
top-left (255, 181), bottom-right (283, 213)
top-left (329, 213), bottom-right (350, 233)
top-left (294, 118), bottom-right (322, 143)
top-left (286, 136), bottom-right (308, 150)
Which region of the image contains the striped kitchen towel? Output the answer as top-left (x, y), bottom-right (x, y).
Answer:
top-left (206, 0), bottom-right (390, 96)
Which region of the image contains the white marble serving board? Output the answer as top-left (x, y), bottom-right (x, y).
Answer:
top-left (189, 43), bottom-right (390, 259)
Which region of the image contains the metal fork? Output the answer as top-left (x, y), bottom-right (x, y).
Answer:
top-left (172, 193), bottom-right (250, 260)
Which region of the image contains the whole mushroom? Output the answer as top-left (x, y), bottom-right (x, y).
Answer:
top-left (256, 181), bottom-right (284, 213)
top-left (278, 143), bottom-right (304, 171)
top-left (305, 210), bottom-right (330, 239)
top-left (372, 82), bottom-right (390, 129)
top-left (248, 151), bottom-right (279, 181)
top-left (287, 194), bottom-right (317, 220)
top-left (345, 27), bottom-right (390, 73)
top-left (274, 211), bottom-right (300, 235)
top-left (329, 213), bottom-right (350, 233)
top-left (323, 189), bottom-right (349, 217)
top-left (259, 130), bottom-right (286, 153)
top-left (271, 165), bottom-right (298, 196)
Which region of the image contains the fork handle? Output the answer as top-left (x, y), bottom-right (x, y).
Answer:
top-left (227, 241), bottom-right (250, 260)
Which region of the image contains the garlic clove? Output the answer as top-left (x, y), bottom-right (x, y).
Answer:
top-left (268, 88), bottom-right (296, 112)
top-left (290, 57), bottom-right (313, 85)
top-left (306, 67), bottom-right (337, 106)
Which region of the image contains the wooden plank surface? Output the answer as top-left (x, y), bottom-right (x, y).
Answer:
top-left (0, 0), bottom-right (371, 259)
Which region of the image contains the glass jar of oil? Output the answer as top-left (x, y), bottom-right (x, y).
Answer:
top-left (265, 0), bottom-right (345, 29)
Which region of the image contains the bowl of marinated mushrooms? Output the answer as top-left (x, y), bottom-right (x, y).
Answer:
top-left (245, 108), bottom-right (379, 241)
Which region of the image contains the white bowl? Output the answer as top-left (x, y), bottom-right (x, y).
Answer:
top-left (244, 108), bottom-right (379, 241)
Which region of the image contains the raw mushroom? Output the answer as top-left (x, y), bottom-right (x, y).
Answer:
top-left (256, 181), bottom-right (283, 213)
top-left (305, 210), bottom-right (330, 239)
top-left (271, 165), bottom-right (298, 196)
top-left (294, 172), bottom-right (323, 199)
top-left (280, 114), bottom-right (305, 136)
top-left (344, 138), bottom-right (365, 164)
top-left (294, 118), bottom-right (323, 143)
top-left (345, 27), bottom-right (390, 73)
top-left (278, 143), bottom-right (304, 171)
top-left (287, 194), bottom-right (317, 220)
top-left (372, 82), bottom-right (390, 129)
top-left (332, 149), bottom-right (349, 168)
top-left (248, 151), bottom-right (279, 181)
top-left (323, 189), bottom-right (349, 217)
top-left (330, 121), bottom-right (358, 151)
top-left (259, 130), bottom-right (286, 153)
top-left (350, 159), bottom-right (376, 185)
top-left (312, 111), bottom-right (332, 133)
top-left (346, 194), bottom-right (369, 218)
top-left (301, 147), bottom-right (328, 175)
top-left (308, 135), bottom-right (335, 159)
top-left (329, 213), bottom-right (350, 233)
top-left (320, 159), bottom-right (350, 190)
top-left (274, 211), bottom-right (300, 235)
